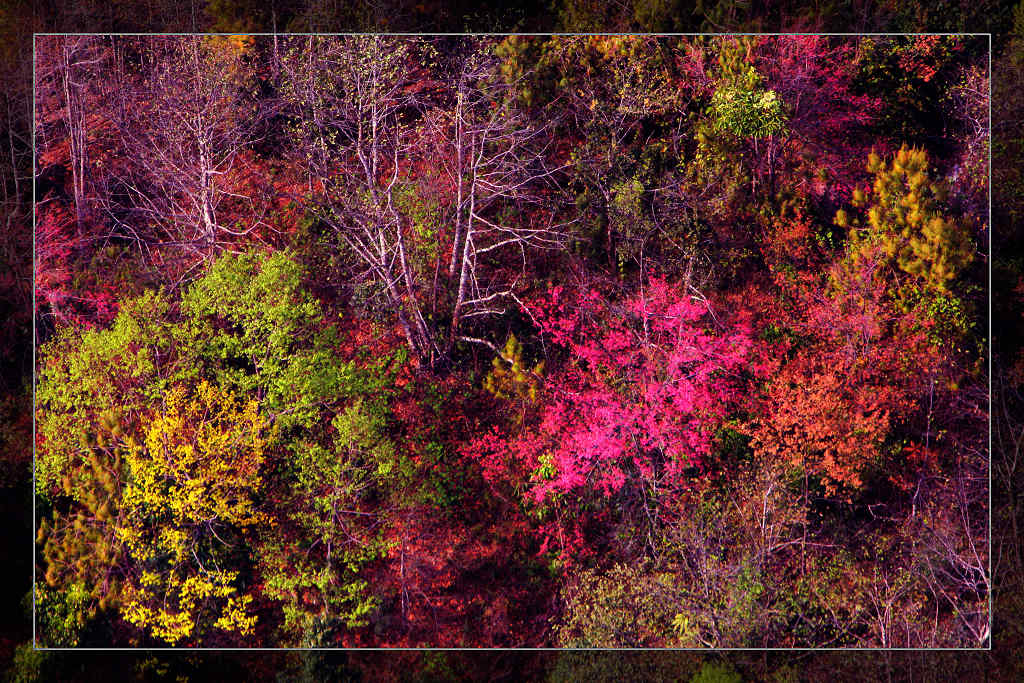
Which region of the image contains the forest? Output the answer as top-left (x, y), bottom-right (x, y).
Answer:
top-left (30, 34), bottom-right (990, 649)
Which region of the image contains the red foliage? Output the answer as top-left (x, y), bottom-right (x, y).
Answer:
top-left (34, 203), bottom-right (75, 320)
top-left (35, 202), bottom-right (124, 329)
top-left (466, 277), bottom-right (752, 565)
top-left (898, 35), bottom-right (963, 83)
top-left (751, 244), bottom-right (935, 496)
top-left (754, 36), bottom-right (884, 203)
top-left (369, 504), bottom-right (546, 647)
top-left (760, 209), bottom-right (819, 270)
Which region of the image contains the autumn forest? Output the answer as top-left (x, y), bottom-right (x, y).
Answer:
top-left (32, 34), bottom-right (990, 649)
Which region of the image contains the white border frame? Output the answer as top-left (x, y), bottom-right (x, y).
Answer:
top-left (31, 31), bottom-right (993, 653)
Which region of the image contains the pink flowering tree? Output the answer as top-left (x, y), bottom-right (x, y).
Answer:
top-left (466, 277), bottom-right (751, 567)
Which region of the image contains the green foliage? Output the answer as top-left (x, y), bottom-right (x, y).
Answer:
top-left (36, 400), bottom-right (128, 627)
top-left (842, 145), bottom-right (973, 293)
top-left (557, 563), bottom-right (677, 647)
top-left (37, 250), bottom-right (348, 499)
top-left (777, 551), bottom-right (870, 645)
top-left (499, 36), bottom-right (680, 113)
top-left (497, 36), bottom-right (691, 272)
top-left (691, 662), bottom-right (743, 683)
top-left (710, 38), bottom-right (787, 140)
top-left (411, 440), bottom-right (463, 511)
top-left (34, 583), bottom-right (93, 647)
top-left (900, 282), bottom-right (976, 350)
top-left (7, 643), bottom-right (50, 683)
top-left (36, 289), bottom-right (169, 498)
top-left (686, 38), bottom-right (790, 228)
top-left (35, 249), bottom-right (400, 645)
top-left (178, 250), bottom-right (331, 415)
top-left (607, 175), bottom-right (650, 272)
top-left (712, 423), bottom-right (754, 466)
top-left (392, 182), bottom-right (444, 274)
top-left (631, 0), bottom-right (690, 31)
top-left (262, 397), bottom-right (400, 646)
top-left (689, 117), bottom-right (750, 220)
top-left (711, 87), bottom-right (787, 140)
top-left (548, 651), bottom-right (701, 683)
top-left (558, 549), bottom-right (771, 649)
top-left (260, 547), bottom-right (381, 647)
top-left (28, 35), bottom-right (992, 651)
top-left (484, 333), bottom-right (544, 403)
top-left (676, 559), bottom-right (766, 647)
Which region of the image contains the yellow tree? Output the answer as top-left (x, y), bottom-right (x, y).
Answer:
top-left (115, 381), bottom-right (268, 644)
top-left (840, 145), bottom-right (973, 293)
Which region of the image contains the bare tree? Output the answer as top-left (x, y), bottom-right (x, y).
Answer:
top-left (106, 36), bottom-right (267, 269)
top-left (914, 444), bottom-right (991, 647)
top-left (279, 35), bottom-right (438, 365)
top-left (34, 36), bottom-right (110, 229)
top-left (424, 40), bottom-right (569, 359)
top-left (280, 37), bottom-right (569, 369)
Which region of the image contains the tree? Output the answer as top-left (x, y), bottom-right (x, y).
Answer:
top-left (423, 39), bottom-right (568, 360)
top-left (467, 277), bottom-right (750, 566)
top-left (29, 33), bottom-right (993, 650)
top-left (709, 40), bottom-right (787, 142)
top-left (753, 35), bottom-right (882, 204)
top-left (497, 36), bottom-right (694, 274)
top-left (34, 36), bottom-right (108, 228)
top-left (557, 562), bottom-right (677, 647)
top-left (853, 36), bottom-right (978, 150)
top-left (483, 333), bottom-right (544, 407)
top-left (280, 36), bottom-right (567, 369)
top-left (35, 250), bottom-right (398, 645)
top-left (750, 229), bottom-right (930, 498)
top-left (278, 36), bottom-right (439, 366)
top-left (842, 145), bottom-right (973, 293)
top-left (114, 381), bottom-right (266, 644)
top-left (107, 36), bottom-right (268, 267)
top-left (259, 381), bottom-right (404, 647)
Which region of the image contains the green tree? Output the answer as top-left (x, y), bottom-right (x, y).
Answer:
top-left (35, 250), bottom-right (400, 645)
top-left (484, 334), bottom-right (544, 404)
top-left (709, 40), bottom-right (787, 140)
top-left (850, 145), bottom-right (973, 292)
top-left (259, 389), bottom-right (405, 646)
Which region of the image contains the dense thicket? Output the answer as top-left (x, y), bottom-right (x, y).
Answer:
top-left (28, 34), bottom-right (990, 650)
